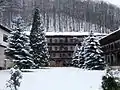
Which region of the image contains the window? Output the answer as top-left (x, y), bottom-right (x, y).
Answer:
top-left (60, 39), bottom-right (63, 43)
top-left (49, 38), bottom-right (52, 43)
top-left (49, 47), bottom-right (52, 51)
top-left (3, 34), bottom-right (8, 42)
top-left (54, 39), bottom-right (57, 43)
top-left (70, 39), bottom-right (73, 43)
top-left (68, 53), bottom-right (71, 56)
top-left (59, 46), bottom-right (64, 51)
top-left (62, 53), bottom-right (66, 57)
top-left (53, 53), bottom-right (56, 57)
top-left (111, 44), bottom-right (114, 50)
top-left (64, 47), bottom-right (68, 51)
top-left (117, 42), bottom-right (120, 48)
top-left (70, 46), bottom-right (73, 50)
top-left (60, 53), bottom-right (62, 57)
top-left (55, 47), bottom-right (58, 51)
top-left (115, 42), bottom-right (117, 49)
top-left (65, 38), bottom-right (68, 42)
top-left (110, 55), bottom-right (113, 65)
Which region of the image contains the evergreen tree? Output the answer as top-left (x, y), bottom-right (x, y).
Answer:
top-left (72, 44), bottom-right (80, 67)
top-left (72, 44), bottom-right (85, 68)
top-left (82, 31), bottom-right (106, 70)
top-left (5, 17), bottom-right (34, 69)
top-left (30, 8), bottom-right (49, 68)
top-left (78, 45), bottom-right (85, 68)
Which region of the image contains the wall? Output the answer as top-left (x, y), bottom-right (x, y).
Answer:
top-left (0, 28), bottom-right (11, 69)
top-left (0, 46), bottom-right (5, 68)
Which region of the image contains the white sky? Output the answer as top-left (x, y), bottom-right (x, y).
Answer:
top-left (102, 0), bottom-right (120, 7)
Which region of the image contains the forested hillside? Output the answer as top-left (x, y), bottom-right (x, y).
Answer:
top-left (32, 0), bottom-right (120, 32)
top-left (0, 0), bottom-right (120, 32)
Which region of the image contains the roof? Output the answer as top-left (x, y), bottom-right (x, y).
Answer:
top-left (100, 29), bottom-right (120, 45)
top-left (0, 44), bottom-right (6, 48)
top-left (0, 24), bottom-right (11, 33)
top-left (46, 32), bottom-right (107, 36)
top-left (24, 31), bottom-right (107, 36)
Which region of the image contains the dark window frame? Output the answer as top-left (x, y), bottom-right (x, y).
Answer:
top-left (60, 39), bottom-right (63, 43)
top-left (55, 47), bottom-right (58, 51)
top-left (49, 47), bottom-right (52, 51)
top-left (3, 34), bottom-right (8, 42)
top-left (54, 39), bottom-right (57, 43)
top-left (53, 53), bottom-right (56, 57)
top-left (49, 38), bottom-right (52, 43)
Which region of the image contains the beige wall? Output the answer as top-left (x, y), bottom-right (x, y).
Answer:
top-left (0, 28), bottom-right (11, 69)
top-left (0, 47), bottom-right (5, 68)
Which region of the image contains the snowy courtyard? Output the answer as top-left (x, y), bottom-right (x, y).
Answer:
top-left (0, 67), bottom-right (105, 90)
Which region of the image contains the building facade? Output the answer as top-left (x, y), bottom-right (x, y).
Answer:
top-left (46, 32), bottom-right (105, 67)
top-left (100, 29), bottom-right (120, 67)
top-left (0, 25), bottom-right (11, 69)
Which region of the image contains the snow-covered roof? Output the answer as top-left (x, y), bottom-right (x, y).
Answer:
top-left (0, 24), bottom-right (11, 33)
top-left (99, 29), bottom-right (120, 45)
top-left (24, 31), bottom-right (107, 36)
top-left (45, 32), bottom-right (107, 36)
top-left (100, 29), bottom-right (120, 40)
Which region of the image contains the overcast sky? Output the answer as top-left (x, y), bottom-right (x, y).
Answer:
top-left (102, 0), bottom-right (120, 7)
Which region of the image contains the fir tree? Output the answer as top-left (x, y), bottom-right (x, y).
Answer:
top-left (5, 17), bottom-right (34, 69)
top-left (78, 45), bottom-right (85, 68)
top-left (30, 8), bottom-right (49, 68)
top-left (82, 31), bottom-right (106, 70)
top-left (72, 44), bottom-right (85, 68)
top-left (72, 44), bottom-right (80, 67)
top-left (15, 33), bottom-right (35, 69)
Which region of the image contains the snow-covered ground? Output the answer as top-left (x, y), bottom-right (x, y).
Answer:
top-left (0, 67), bottom-right (105, 90)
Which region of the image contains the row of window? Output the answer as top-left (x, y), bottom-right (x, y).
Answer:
top-left (48, 37), bottom-right (83, 43)
top-left (50, 53), bottom-right (72, 58)
top-left (106, 54), bottom-right (120, 66)
top-left (49, 46), bottom-right (74, 51)
top-left (49, 38), bottom-right (74, 43)
top-left (3, 34), bottom-right (8, 42)
top-left (103, 41), bottom-right (120, 51)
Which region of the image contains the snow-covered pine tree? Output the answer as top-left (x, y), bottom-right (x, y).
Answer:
top-left (5, 17), bottom-right (34, 69)
top-left (30, 8), bottom-right (49, 68)
top-left (72, 44), bottom-right (85, 68)
top-left (72, 44), bottom-right (80, 67)
top-left (78, 45), bottom-right (85, 68)
top-left (82, 31), bottom-right (106, 70)
top-left (17, 33), bottom-right (35, 69)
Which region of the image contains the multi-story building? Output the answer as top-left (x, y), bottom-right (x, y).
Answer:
top-left (0, 24), bottom-right (11, 69)
top-left (100, 29), bottom-right (120, 68)
top-left (46, 32), bottom-right (106, 67)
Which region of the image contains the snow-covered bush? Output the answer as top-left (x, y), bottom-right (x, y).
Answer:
top-left (6, 68), bottom-right (22, 90)
top-left (101, 67), bottom-right (120, 90)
